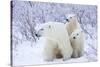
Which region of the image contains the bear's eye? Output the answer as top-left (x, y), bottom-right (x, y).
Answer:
top-left (77, 33), bottom-right (79, 36)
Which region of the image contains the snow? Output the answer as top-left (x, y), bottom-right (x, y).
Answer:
top-left (13, 40), bottom-right (89, 66)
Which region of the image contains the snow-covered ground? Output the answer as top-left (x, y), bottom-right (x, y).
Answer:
top-left (12, 30), bottom-right (97, 66)
top-left (12, 40), bottom-right (88, 66)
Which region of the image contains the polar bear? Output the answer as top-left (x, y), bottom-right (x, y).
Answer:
top-left (35, 22), bottom-right (73, 61)
top-left (65, 14), bottom-right (81, 36)
top-left (70, 29), bottom-right (84, 58)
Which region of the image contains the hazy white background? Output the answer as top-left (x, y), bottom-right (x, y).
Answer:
top-left (0, 0), bottom-right (100, 67)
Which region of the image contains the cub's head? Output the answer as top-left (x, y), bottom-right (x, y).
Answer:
top-left (35, 23), bottom-right (52, 37)
top-left (70, 29), bottom-right (82, 40)
top-left (65, 14), bottom-right (77, 23)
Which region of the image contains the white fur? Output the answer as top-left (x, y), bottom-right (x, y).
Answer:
top-left (65, 14), bottom-right (81, 36)
top-left (70, 29), bottom-right (84, 58)
top-left (37, 22), bottom-right (73, 61)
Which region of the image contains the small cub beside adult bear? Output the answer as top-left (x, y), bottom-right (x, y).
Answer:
top-left (70, 29), bottom-right (84, 58)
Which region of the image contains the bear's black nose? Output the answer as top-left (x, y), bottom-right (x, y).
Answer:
top-left (73, 37), bottom-right (76, 39)
top-left (35, 34), bottom-right (38, 37)
top-left (35, 33), bottom-right (41, 37)
top-left (66, 19), bottom-right (69, 22)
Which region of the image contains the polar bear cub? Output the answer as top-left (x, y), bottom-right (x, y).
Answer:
top-left (70, 29), bottom-right (84, 58)
top-left (65, 14), bottom-right (81, 36)
top-left (35, 22), bottom-right (73, 61)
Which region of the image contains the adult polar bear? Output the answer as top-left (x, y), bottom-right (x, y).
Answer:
top-left (65, 14), bottom-right (84, 58)
top-left (35, 22), bottom-right (73, 61)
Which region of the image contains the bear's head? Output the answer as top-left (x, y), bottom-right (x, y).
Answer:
top-left (35, 23), bottom-right (52, 37)
top-left (70, 29), bottom-right (82, 40)
top-left (65, 14), bottom-right (77, 23)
